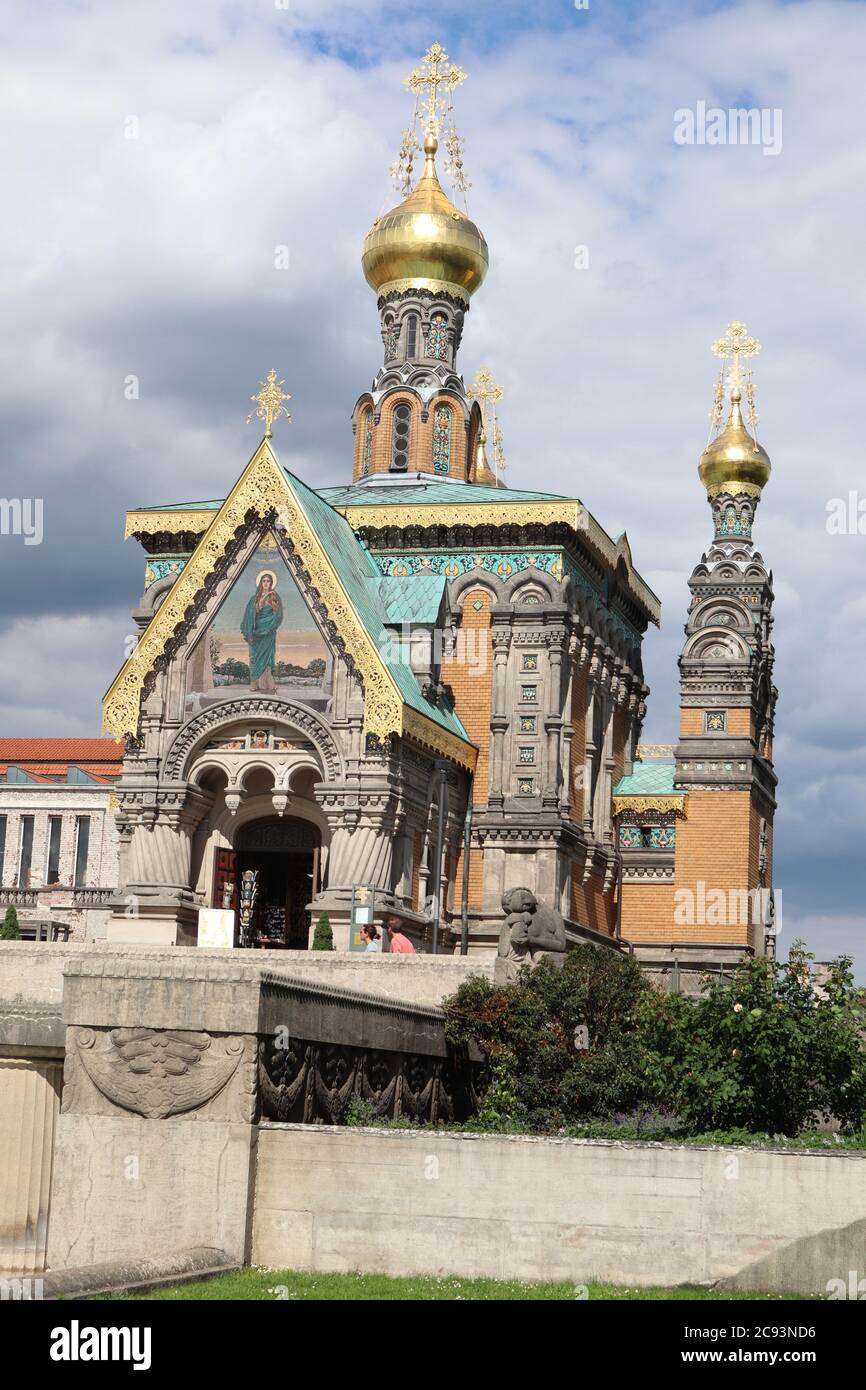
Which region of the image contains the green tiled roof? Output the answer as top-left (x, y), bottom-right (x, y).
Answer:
top-left (368, 574), bottom-right (447, 624)
top-left (613, 762), bottom-right (683, 797)
top-left (318, 481), bottom-right (570, 508)
top-left (284, 470), bottom-right (470, 747)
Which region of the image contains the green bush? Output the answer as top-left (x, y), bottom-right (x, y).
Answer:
top-left (638, 942), bottom-right (866, 1136)
top-left (0, 907), bottom-right (20, 940)
top-left (444, 945), bottom-right (658, 1131)
top-left (311, 911), bottom-right (334, 951)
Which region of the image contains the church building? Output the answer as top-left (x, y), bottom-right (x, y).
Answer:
top-left (97, 45), bottom-right (777, 983)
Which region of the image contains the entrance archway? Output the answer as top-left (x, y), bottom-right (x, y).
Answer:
top-left (213, 815), bottom-right (321, 949)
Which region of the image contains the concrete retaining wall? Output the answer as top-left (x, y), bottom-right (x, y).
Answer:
top-left (0, 944), bottom-right (490, 1053)
top-left (252, 1125), bottom-right (866, 1294)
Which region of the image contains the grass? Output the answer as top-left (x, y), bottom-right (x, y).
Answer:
top-left (105, 1268), bottom-right (817, 1301)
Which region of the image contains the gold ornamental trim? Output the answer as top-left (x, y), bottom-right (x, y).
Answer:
top-left (402, 706), bottom-right (477, 772)
top-left (103, 441), bottom-right (407, 743)
top-left (636, 743), bottom-right (676, 760)
top-left (613, 795), bottom-right (687, 818)
top-left (125, 509), bottom-right (216, 540)
top-left (339, 498), bottom-right (583, 531)
top-left (375, 276), bottom-right (471, 306)
top-left (705, 481), bottom-right (763, 499)
top-left (338, 498), bottom-right (661, 622)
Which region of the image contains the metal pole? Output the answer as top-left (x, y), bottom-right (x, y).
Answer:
top-left (431, 759), bottom-right (449, 955)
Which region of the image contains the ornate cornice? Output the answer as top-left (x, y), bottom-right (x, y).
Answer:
top-left (162, 699), bottom-right (344, 782)
top-left (401, 706), bottom-right (476, 771)
top-left (125, 509), bottom-right (214, 540)
top-left (613, 795), bottom-right (687, 817)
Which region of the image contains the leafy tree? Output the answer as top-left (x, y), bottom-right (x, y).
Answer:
top-left (639, 942), bottom-right (866, 1135)
top-left (312, 912), bottom-right (334, 951)
top-left (444, 946), bottom-right (658, 1130)
top-left (0, 907), bottom-right (21, 940)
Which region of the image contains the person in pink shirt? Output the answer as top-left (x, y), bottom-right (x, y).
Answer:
top-left (385, 916), bottom-right (416, 954)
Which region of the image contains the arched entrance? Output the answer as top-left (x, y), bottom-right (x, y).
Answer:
top-left (213, 815), bottom-right (321, 949)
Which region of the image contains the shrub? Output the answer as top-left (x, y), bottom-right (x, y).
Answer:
top-left (0, 907), bottom-right (20, 941)
top-left (311, 912), bottom-right (334, 951)
top-left (444, 945), bottom-right (658, 1131)
top-left (639, 942), bottom-right (866, 1136)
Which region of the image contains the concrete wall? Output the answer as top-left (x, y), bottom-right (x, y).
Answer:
top-left (252, 1125), bottom-right (866, 1295)
top-left (0, 943), bottom-right (490, 1051)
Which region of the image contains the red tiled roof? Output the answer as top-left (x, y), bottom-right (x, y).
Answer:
top-left (0, 739), bottom-right (123, 784)
top-left (0, 739), bottom-right (123, 763)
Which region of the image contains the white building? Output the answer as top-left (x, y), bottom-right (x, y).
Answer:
top-left (0, 740), bottom-right (121, 941)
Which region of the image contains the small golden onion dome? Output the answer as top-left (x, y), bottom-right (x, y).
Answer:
top-left (473, 427), bottom-right (498, 486)
top-left (362, 133), bottom-right (488, 304)
top-left (698, 389), bottom-right (771, 497)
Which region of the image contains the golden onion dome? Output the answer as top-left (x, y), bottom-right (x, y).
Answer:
top-left (698, 389), bottom-right (772, 497)
top-left (362, 134), bottom-right (488, 304)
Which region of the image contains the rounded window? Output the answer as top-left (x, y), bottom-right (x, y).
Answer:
top-left (391, 403), bottom-right (411, 470)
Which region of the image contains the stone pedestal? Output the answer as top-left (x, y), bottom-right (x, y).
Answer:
top-left (46, 958), bottom-right (260, 1270)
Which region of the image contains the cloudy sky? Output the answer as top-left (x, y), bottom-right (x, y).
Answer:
top-left (0, 0), bottom-right (863, 973)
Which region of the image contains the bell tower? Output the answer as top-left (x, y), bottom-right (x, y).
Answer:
top-left (672, 322), bottom-right (778, 963)
top-left (353, 43), bottom-right (492, 484)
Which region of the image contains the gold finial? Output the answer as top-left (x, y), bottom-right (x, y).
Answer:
top-left (709, 320), bottom-right (761, 441)
top-left (468, 368), bottom-right (507, 486)
top-left (248, 369), bottom-right (292, 439)
top-left (392, 42), bottom-right (471, 195)
top-left (699, 321), bottom-right (771, 498)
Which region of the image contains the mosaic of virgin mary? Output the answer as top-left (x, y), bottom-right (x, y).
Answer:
top-left (240, 570), bottom-right (284, 693)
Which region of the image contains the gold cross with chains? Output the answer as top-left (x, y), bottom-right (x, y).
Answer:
top-left (404, 42), bottom-right (466, 138)
top-left (709, 321), bottom-right (761, 436)
top-left (468, 368), bottom-right (507, 483)
top-left (248, 369), bottom-right (292, 438)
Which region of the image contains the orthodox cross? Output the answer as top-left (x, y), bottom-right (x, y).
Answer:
top-left (248, 369), bottom-right (292, 438)
top-left (468, 368), bottom-right (507, 484)
top-left (709, 320), bottom-right (761, 439)
top-left (392, 42), bottom-right (470, 195)
top-left (405, 42), bottom-right (466, 138)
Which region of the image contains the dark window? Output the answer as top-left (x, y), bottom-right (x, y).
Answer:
top-left (405, 315), bottom-right (418, 358)
top-left (47, 816), bottom-right (62, 885)
top-left (74, 816), bottom-right (90, 887)
top-left (18, 815), bottom-right (34, 888)
top-left (391, 403), bottom-right (411, 471)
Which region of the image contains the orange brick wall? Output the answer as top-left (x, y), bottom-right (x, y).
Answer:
top-left (353, 394), bottom-right (469, 481)
top-left (453, 842), bottom-right (485, 912)
top-left (571, 869), bottom-right (616, 937)
top-left (442, 589), bottom-right (493, 805)
top-left (621, 882), bottom-right (678, 942)
top-left (680, 707), bottom-right (753, 737)
top-left (671, 791), bottom-right (753, 946)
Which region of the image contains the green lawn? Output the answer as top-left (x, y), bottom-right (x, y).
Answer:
top-left (107, 1268), bottom-right (816, 1301)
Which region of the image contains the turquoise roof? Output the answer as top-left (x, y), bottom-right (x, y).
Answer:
top-left (367, 574), bottom-right (447, 624)
top-left (284, 470), bottom-right (471, 748)
top-left (318, 480), bottom-right (570, 508)
top-left (133, 481), bottom-right (570, 513)
top-left (613, 761), bottom-right (683, 797)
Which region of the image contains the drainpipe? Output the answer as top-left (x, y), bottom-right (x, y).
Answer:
top-left (430, 760), bottom-right (449, 955)
top-left (460, 780), bottom-right (474, 957)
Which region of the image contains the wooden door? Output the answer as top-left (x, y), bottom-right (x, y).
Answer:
top-left (212, 847), bottom-right (238, 910)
